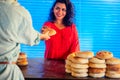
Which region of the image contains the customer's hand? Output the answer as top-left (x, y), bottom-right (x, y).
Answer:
top-left (40, 31), bottom-right (50, 40)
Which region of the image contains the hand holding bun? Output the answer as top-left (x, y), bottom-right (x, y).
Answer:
top-left (41, 26), bottom-right (56, 36)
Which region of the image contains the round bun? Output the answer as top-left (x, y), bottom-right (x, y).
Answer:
top-left (71, 72), bottom-right (88, 77)
top-left (89, 72), bottom-right (105, 78)
top-left (65, 68), bottom-right (71, 73)
top-left (106, 71), bottom-right (120, 78)
top-left (71, 63), bottom-right (89, 68)
top-left (41, 26), bottom-right (56, 36)
top-left (95, 50), bottom-right (113, 59)
top-left (66, 53), bottom-right (75, 60)
top-left (19, 52), bottom-right (27, 59)
top-left (106, 57), bottom-right (120, 64)
top-left (107, 64), bottom-right (120, 69)
top-left (65, 64), bottom-right (71, 73)
top-left (17, 58), bottom-right (27, 63)
top-left (17, 61), bottom-right (28, 66)
top-left (106, 67), bottom-right (120, 71)
top-left (89, 63), bottom-right (106, 68)
top-left (75, 51), bottom-right (94, 58)
top-left (89, 57), bottom-right (105, 64)
top-left (65, 59), bottom-right (72, 65)
top-left (71, 68), bottom-right (88, 73)
top-left (71, 57), bottom-right (88, 64)
top-left (88, 68), bottom-right (106, 73)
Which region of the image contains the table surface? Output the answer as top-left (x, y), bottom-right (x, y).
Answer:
top-left (19, 58), bottom-right (120, 80)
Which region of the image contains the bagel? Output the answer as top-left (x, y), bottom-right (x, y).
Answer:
top-left (95, 50), bottom-right (113, 59)
top-left (75, 51), bottom-right (94, 58)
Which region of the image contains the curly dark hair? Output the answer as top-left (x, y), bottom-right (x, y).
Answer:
top-left (48, 0), bottom-right (74, 26)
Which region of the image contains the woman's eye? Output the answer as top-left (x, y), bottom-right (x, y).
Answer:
top-left (56, 7), bottom-right (60, 10)
top-left (62, 9), bottom-right (66, 12)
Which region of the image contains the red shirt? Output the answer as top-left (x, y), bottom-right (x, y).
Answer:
top-left (43, 22), bottom-right (80, 59)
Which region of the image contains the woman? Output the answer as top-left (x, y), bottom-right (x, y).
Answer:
top-left (0, 0), bottom-right (50, 80)
top-left (42, 0), bottom-right (80, 60)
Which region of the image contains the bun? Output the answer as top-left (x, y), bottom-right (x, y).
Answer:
top-left (107, 64), bottom-right (120, 69)
top-left (95, 50), bottom-right (113, 59)
top-left (17, 52), bottom-right (28, 66)
top-left (89, 72), bottom-right (105, 78)
top-left (88, 68), bottom-right (106, 73)
top-left (65, 59), bottom-right (71, 65)
top-left (89, 57), bottom-right (105, 64)
top-left (71, 63), bottom-right (89, 68)
top-left (17, 61), bottom-right (28, 66)
top-left (71, 68), bottom-right (88, 73)
top-left (71, 57), bottom-right (88, 64)
top-left (66, 53), bottom-right (75, 60)
top-left (41, 26), bottom-right (56, 36)
top-left (89, 63), bottom-right (106, 68)
top-left (106, 71), bottom-right (120, 78)
top-left (106, 57), bottom-right (120, 64)
top-left (19, 52), bottom-right (27, 59)
top-left (75, 51), bottom-right (94, 58)
top-left (71, 72), bottom-right (88, 77)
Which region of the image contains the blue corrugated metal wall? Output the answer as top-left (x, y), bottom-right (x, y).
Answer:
top-left (19, 0), bottom-right (120, 58)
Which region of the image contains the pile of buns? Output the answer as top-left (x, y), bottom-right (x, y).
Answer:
top-left (17, 52), bottom-right (28, 66)
top-left (65, 50), bottom-right (120, 78)
top-left (65, 51), bottom-right (94, 77)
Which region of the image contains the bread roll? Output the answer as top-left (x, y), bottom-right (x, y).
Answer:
top-left (95, 50), bottom-right (113, 59)
top-left (66, 53), bottom-right (75, 60)
top-left (17, 61), bottom-right (28, 66)
top-left (106, 71), bottom-right (120, 78)
top-left (71, 68), bottom-right (88, 73)
top-left (71, 72), bottom-right (88, 77)
top-left (18, 52), bottom-right (27, 59)
top-left (89, 63), bottom-right (106, 68)
top-left (41, 26), bottom-right (56, 36)
top-left (65, 59), bottom-right (71, 65)
top-left (88, 68), bottom-right (106, 73)
top-left (75, 51), bottom-right (94, 58)
top-left (71, 63), bottom-right (89, 68)
top-left (89, 57), bottom-right (105, 64)
top-left (71, 57), bottom-right (89, 64)
top-left (107, 64), bottom-right (120, 69)
top-left (106, 57), bottom-right (120, 64)
top-left (89, 72), bottom-right (105, 78)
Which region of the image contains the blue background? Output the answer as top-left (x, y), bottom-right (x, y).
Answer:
top-left (19, 0), bottom-right (120, 58)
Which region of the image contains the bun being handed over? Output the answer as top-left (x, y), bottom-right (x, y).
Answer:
top-left (41, 26), bottom-right (56, 36)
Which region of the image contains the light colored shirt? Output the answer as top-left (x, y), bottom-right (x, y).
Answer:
top-left (0, 1), bottom-right (40, 80)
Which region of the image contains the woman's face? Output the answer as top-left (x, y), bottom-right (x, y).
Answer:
top-left (53, 2), bottom-right (67, 21)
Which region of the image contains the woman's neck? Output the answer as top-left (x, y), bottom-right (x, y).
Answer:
top-left (54, 20), bottom-right (65, 29)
